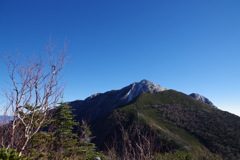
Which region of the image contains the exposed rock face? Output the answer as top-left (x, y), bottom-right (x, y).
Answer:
top-left (121, 79), bottom-right (167, 103)
top-left (68, 79), bottom-right (167, 123)
top-left (189, 93), bottom-right (217, 108)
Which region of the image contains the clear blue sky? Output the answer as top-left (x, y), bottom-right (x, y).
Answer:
top-left (0, 0), bottom-right (240, 116)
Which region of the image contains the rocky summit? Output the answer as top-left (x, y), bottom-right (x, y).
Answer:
top-left (189, 93), bottom-right (217, 108)
top-left (120, 79), bottom-right (167, 103)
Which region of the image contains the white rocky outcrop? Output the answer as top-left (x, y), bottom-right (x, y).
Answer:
top-left (189, 93), bottom-right (217, 108)
top-left (121, 79), bottom-right (167, 103)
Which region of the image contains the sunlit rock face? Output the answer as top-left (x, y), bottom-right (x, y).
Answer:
top-left (189, 93), bottom-right (217, 108)
top-left (120, 79), bottom-right (167, 103)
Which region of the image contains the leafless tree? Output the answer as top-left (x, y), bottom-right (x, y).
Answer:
top-left (0, 37), bottom-right (68, 156)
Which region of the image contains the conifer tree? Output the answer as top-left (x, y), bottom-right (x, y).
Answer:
top-left (50, 102), bottom-right (79, 159)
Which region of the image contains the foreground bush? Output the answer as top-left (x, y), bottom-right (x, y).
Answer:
top-left (0, 148), bottom-right (28, 160)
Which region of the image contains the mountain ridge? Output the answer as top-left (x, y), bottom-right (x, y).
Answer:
top-left (69, 79), bottom-right (217, 115)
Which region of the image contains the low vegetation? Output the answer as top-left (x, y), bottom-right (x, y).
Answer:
top-left (0, 98), bottom-right (223, 160)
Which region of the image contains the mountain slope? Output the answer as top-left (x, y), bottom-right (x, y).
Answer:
top-left (90, 90), bottom-right (240, 160)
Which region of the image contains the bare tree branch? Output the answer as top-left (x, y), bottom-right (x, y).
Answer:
top-left (0, 37), bottom-right (68, 156)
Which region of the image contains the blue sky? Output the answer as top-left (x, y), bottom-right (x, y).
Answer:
top-left (0, 0), bottom-right (240, 116)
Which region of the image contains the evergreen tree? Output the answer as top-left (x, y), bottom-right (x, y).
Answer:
top-left (50, 102), bottom-right (79, 159)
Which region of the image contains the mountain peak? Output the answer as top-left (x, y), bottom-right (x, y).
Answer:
top-left (122, 79), bottom-right (167, 103)
top-left (139, 79), bottom-right (151, 83)
top-left (137, 79), bottom-right (167, 92)
top-left (189, 93), bottom-right (217, 108)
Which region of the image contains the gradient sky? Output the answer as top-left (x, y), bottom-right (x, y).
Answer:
top-left (0, 0), bottom-right (240, 116)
